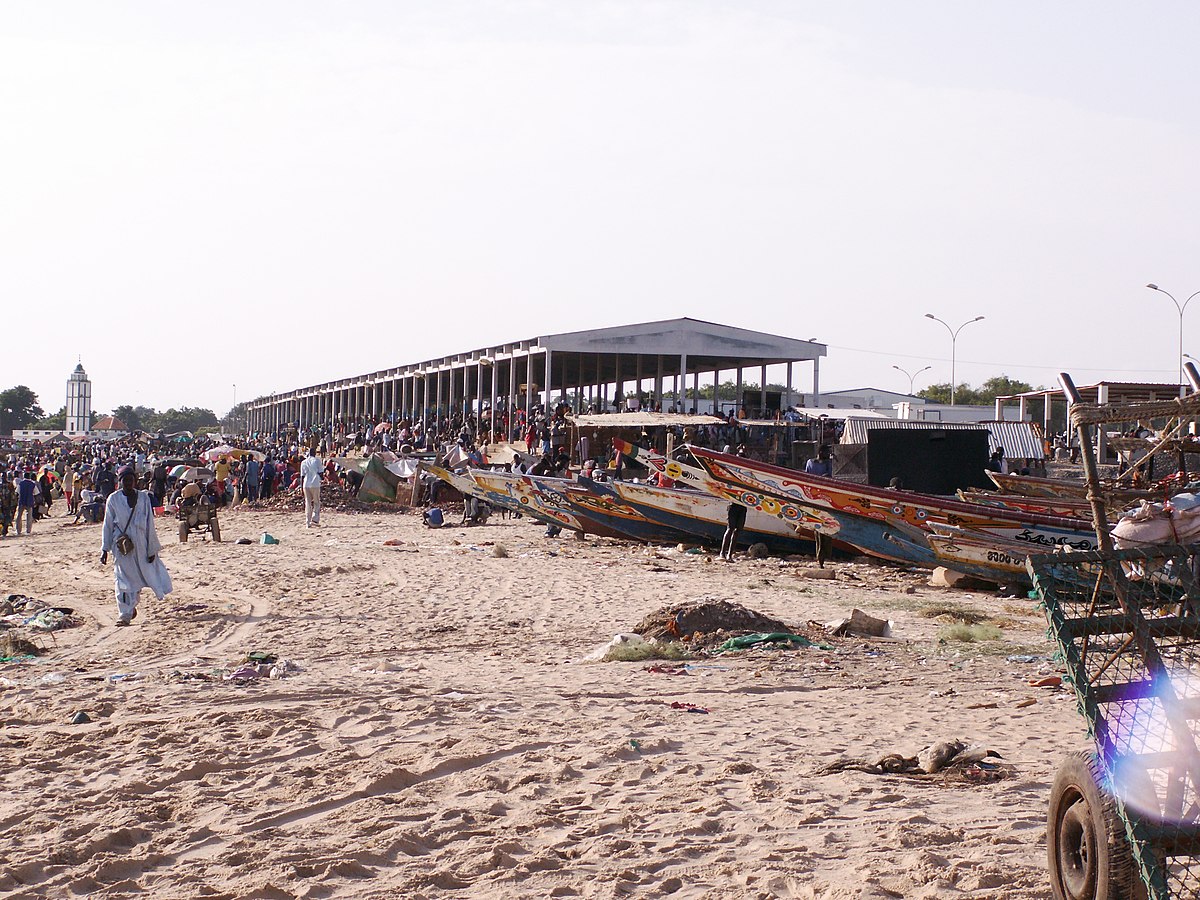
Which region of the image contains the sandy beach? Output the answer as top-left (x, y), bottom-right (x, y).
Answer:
top-left (0, 504), bottom-right (1088, 899)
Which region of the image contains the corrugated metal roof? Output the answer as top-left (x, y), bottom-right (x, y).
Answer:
top-left (571, 412), bottom-right (725, 427)
top-left (838, 418), bottom-right (1045, 459)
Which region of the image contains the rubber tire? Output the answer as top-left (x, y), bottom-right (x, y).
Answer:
top-left (1047, 751), bottom-right (1140, 900)
top-left (179, 522), bottom-right (189, 543)
top-left (209, 518), bottom-right (221, 543)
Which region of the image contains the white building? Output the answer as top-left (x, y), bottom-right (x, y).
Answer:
top-left (66, 361), bottom-right (92, 436)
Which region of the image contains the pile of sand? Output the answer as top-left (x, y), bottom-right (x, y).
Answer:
top-left (635, 599), bottom-right (790, 645)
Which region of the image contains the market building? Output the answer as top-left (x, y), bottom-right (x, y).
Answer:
top-left (246, 318), bottom-right (827, 437)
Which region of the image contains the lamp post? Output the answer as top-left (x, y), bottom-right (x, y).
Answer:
top-left (924, 314), bottom-right (985, 405)
top-left (892, 364), bottom-right (932, 395)
top-left (232, 384), bottom-right (237, 435)
top-left (1146, 284), bottom-right (1200, 389)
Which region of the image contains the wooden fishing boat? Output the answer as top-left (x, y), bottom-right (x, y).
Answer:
top-left (562, 476), bottom-right (700, 544)
top-left (609, 478), bottom-right (821, 555)
top-left (956, 487), bottom-right (1099, 519)
top-left (469, 470), bottom-right (597, 534)
top-left (686, 445), bottom-right (1099, 554)
top-left (986, 470), bottom-right (1156, 504)
top-left (926, 525), bottom-right (1033, 582)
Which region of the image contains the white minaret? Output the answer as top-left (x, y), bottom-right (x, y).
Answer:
top-left (66, 361), bottom-right (92, 434)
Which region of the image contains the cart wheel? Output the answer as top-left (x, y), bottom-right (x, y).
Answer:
top-left (179, 522), bottom-right (189, 543)
top-left (209, 519), bottom-right (221, 543)
top-left (1048, 751), bottom-right (1139, 900)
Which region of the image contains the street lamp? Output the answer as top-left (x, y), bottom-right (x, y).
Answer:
top-left (892, 364), bottom-right (932, 395)
top-left (1146, 284), bottom-right (1200, 388)
top-left (924, 314), bottom-right (985, 405)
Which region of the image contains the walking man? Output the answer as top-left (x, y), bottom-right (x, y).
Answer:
top-left (300, 447), bottom-right (323, 528)
top-left (100, 466), bottom-right (172, 626)
top-left (15, 471), bottom-right (37, 535)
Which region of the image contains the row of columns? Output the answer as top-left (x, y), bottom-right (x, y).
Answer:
top-left (246, 350), bottom-right (820, 438)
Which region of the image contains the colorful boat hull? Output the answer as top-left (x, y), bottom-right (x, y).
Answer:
top-left (685, 446), bottom-right (1099, 555)
top-left (609, 479), bottom-right (819, 555)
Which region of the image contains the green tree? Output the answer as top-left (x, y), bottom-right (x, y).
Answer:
top-left (154, 407), bottom-right (219, 433)
top-left (31, 406), bottom-right (67, 430)
top-left (111, 404), bottom-right (157, 433)
top-left (0, 386), bottom-right (44, 434)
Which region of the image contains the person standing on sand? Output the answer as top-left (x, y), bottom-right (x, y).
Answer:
top-left (804, 446), bottom-right (835, 567)
top-left (719, 501), bottom-right (746, 562)
top-left (0, 468), bottom-right (16, 538)
top-left (300, 447), bottom-right (323, 528)
top-left (100, 466), bottom-right (172, 626)
top-left (16, 471), bottom-right (37, 535)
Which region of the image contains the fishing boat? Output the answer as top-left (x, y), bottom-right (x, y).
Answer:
top-left (986, 470), bottom-right (1156, 504)
top-left (609, 478), bottom-right (821, 555)
top-left (926, 525), bottom-right (1034, 583)
top-left (956, 487), bottom-right (1100, 520)
top-left (562, 476), bottom-right (700, 544)
top-left (469, 470), bottom-right (598, 534)
top-left (685, 445), bottom-right (1099, 554)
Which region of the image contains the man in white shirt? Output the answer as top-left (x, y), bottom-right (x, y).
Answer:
top-left (299, 448), bottom-right (324, 528)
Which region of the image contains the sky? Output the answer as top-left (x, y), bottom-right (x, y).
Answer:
top-left (3, 1), bottom-right (1200, 418)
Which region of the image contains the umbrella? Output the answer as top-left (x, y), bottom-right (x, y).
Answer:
top-left (179, 466), bottom-right (214, 483)
top-left (374, 422), bottom-right (392, 434)
top-left (168, 465), bottom-right (188, 479)
top-left (202, 445), bottom-right (235, 462)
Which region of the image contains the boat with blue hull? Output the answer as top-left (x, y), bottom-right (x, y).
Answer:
top-left (609, 479), bottom-right (819, 555)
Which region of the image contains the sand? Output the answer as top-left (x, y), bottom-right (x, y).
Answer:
top-left (0, 502), bottom-right (1088, 899)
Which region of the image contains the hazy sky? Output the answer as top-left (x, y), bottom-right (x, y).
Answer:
top-left (4, 2), bottom-right (1199, 417)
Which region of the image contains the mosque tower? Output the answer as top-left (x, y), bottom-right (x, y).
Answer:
top-left (66, 360), bottom-right (92, 435)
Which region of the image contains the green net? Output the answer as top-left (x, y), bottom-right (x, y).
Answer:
top-left (1031, 545), bottom-right (1200, 898)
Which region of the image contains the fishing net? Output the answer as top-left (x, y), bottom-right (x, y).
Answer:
top-left (1031, 545), bottom-right (1200, 898)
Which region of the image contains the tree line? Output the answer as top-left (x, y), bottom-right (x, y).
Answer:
top-left (0, 385), bottom-right (220, 436)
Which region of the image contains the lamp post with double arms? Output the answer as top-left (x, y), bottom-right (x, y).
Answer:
top-left (892, 364), bottom-right (932, 395)
top-left (1146, 284), bottom-right (1200, 389)
top-left (924, 314), bottom-right (985, 405)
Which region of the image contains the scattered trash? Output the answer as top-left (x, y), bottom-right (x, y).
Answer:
top-left (1006, 654), bottom-right (1040, 664)
top-left (1029, 675), bottom-right (1063, 688)
top-left (717, 632), bottom-right (833, 652)
top-left (804, 569), bottom-right (837, 580)
top-left (629, 739), bottom-right (642, 752)
top-left (645, 663), bottom-right (688, 676)
top-left (383, 538), bottom-right (405, 546)
top-left (235, 538), bottom-right (253, 545)
top-left (669, 701), bottom-right (710, 714)
top-left (260, 533), bottom-right (279, 545)
top-left (108, 673), bottom-right (140, 683)
top-left (38, 673), bottom-right (66, 685)
top-left (70, 711), bottom-right (91, 724)
top-left (822, 738), bottom-right (1008, 781)
top-left (747, 543), bottom-right (769, 559)
top-left (826, 609), bottom-right (892, 638)
top-left (492, 543), bottom-right (509, 558)
top-left (1015, 698), bottom-right (1037, 709)
top-left (0, 633), bottom-right (42, 660)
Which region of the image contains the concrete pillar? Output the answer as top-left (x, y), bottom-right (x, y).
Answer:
top-left (655, 355), bottom-right (663, 410)
top-left (679, 353), bottom-right (688, 413)
top-left (544, 349), bottom-right (553, 417)
top-left (490, 362), bottom-right (497, 444)
top-left (813, 358), bottom-right (821, 408)
top-left (786, 362), bottom-right (793, 412)
top-left (760, 364), bottom-right (767, 416)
